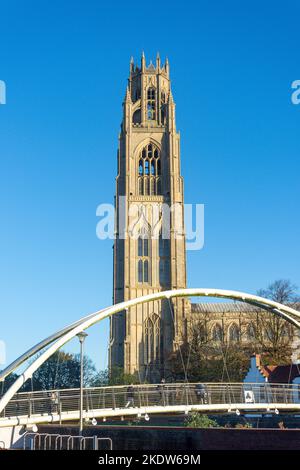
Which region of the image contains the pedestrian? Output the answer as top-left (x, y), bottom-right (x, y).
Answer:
top-left (157, 378), bottom-right (166, 405)
top-left (125, 383), bottom-right (135, 408)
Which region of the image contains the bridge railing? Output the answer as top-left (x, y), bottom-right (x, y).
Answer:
top-left (1, 382), bottom-right (300, 419)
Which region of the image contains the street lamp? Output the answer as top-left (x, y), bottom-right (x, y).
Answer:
top-left (77, 331), bottom-right (88, 435)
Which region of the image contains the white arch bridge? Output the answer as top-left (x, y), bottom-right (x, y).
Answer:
top-left (1, 288), bottom-right (300, 429)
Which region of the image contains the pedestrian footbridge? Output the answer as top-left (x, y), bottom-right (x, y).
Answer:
top-left (1, 288), bottom-right (300, 448)
top-left (1, 382), bottom-right (300, 428)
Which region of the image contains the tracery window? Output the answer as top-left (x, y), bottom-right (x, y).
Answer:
top-left (247, 323), bottom-right (256, 341)
top-left (229, 323), bottom-right (240, 342)
top-left (144, 314), bottom-right (161, 364)
top-left (138, 143), bottom-right (162, 195)
top-left (212, 324), bottom-right (223, 342)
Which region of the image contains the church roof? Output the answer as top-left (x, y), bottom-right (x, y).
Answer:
top-left (191, 302), bottom-right (300, 314)
top-left (191, 302), bottom-right (258, 313)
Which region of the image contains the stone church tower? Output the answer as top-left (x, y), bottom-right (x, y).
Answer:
top-left (109, 54), bottom-right (189, 381)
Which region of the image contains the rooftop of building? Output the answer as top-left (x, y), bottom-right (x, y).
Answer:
top-left (191, 302), bottom-right (300, 314)
top-left (255, 354), bottom-right (300, 383)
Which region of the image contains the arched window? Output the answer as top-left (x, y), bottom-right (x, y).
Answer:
top-left (212, 324), bottom-right (223, 342)
top-left (247, 323), bottom-right (256, 341)
top-left (144, 314), bottom-right (161, 364)
top-left (147, 87), bottom-right (156, 120)
top-left (138, 143), bottom-right (162, 195)
top-left (137, 227), bottom-right (150, 283)
top-left (229, 324), bottom-right (240, 342)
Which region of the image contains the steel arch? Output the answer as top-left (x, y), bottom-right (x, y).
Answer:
top-left (1, 288), bottom-right (300, 414)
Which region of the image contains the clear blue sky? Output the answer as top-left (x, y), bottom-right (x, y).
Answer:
top-left (0, 1), bottom-right (299, 371)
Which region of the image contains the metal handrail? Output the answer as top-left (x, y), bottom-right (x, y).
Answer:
top-left (2, 381), bottom-right (297, 396)
top-left (3, 382), bottom-right (300, 422)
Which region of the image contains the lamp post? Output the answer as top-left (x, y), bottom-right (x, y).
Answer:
top-left (77, 331), bottom-right (88, 435)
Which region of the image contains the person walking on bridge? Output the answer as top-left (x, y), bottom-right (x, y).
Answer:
top-left (125, 384), bottom-right (135, 408)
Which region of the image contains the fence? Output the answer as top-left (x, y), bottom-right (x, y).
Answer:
top-left (23, 432), bottom-right (113, 450)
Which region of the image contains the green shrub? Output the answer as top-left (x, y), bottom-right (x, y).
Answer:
top-left (184, 413), bottom-right (219, 428)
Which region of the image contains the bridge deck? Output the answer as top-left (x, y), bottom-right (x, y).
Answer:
top-left (1, 383), bottom-right (300, 427)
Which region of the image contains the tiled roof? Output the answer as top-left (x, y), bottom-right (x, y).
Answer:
top-left (191, 302), bottom-right (258, 313)
top-left (191, 302), bottom-right (300, 314)
top-left (255, 354), bottom-right (300, 383)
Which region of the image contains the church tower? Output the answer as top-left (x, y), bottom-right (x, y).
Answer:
top-left (109, 54), bottom-right (188, 381)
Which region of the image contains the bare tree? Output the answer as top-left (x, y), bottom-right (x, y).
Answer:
top-left (255, 279), bottom-right (300, 365)
top-left (167, 312), bottom-right (250, 382)
top-left (167, 280), bottom-right (300, 380)
top-left (258, 279), bottom-right (299, 305)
